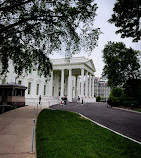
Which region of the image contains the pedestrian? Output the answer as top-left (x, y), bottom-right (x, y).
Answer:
top-left (39, 95), bottom-right (42, 104)
top-left (81, 97), bottom-right (84, 104)
top-left (131, 104), bottom-right (134, 110)
top-left (77, 96), bottom-right (80, 104)
top-left (61, 97), bottom-right (64, 105)
top-left (64, 95), bottom-right (67, 105)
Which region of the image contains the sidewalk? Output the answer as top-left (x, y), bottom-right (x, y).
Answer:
top-left (0, 105), bottom-right (43, 158)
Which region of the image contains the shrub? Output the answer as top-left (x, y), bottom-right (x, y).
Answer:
top-left (108, 87), bottom-right (124, 107)
top-left (96, 96), bottom-right (101, 102)
top-left (123, 79), bottom-right (141, 103)
top-left (123, 100), bottom-right (139, 108)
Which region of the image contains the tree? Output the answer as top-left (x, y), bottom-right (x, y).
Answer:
top-left (102, 41), bottom-right (140, 88)
top-left (107, 87), bottom-right (124, 107)
top-left (123, 79), bottom-right (141, 104)
top-left (0, 0), bottom-right (101, 77)
top-left (108, 0), bottom-right (141, 42)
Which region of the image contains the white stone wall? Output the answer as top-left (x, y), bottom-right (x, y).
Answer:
top-left (0, 60), bottom-right (60, 106)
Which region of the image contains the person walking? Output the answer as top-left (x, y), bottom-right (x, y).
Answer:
top-left (81, 97), bottom-right (84, 104)
top-left (77, 96), bottom-right (80, 104)
top-left (39, 95), bottom-right (42, 105)
top-left (64, 95), bottom-right (67, 105)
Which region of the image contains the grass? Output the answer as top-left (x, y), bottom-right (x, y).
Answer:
top-left (135, 109), bottom-right (141, 112)
top-left (36, 109), bottom-right (141, 158)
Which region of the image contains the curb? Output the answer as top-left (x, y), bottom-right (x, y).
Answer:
top-left (49, 107), bottom-right (141, 145)
top-left (77, 112), bottom-right (141, 145)
top-left (113, 107), bottom-right (141, 114)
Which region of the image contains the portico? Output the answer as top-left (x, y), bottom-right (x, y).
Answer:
top-left (52, 57), bottom-right (96, 102)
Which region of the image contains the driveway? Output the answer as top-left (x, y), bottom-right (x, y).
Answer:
top-left (50, 102), bottom-right (141, 143)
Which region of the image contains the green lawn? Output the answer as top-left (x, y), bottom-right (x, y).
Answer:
top-left (135, 109), bottom-right (141, 112)
top-left (36, 109), bottom-right (141, 158)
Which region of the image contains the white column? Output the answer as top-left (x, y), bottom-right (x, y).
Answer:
top-left (77, 76), bottom-right (80, 97)
top-left (54, 72), bottom-right (59, 98)
top-left (50, 71), bottom-right (53, 96)
top-left (85, 71), bottom-right (88, 97)
top-left (68, 69), bottom-right (72, 102)
top-left (89, 73), bottom-right (91, 98)
top-left (92, 75), bottom-right (94, 98)
top-left (81, 68), bottom-right (84, 99)
top-left (61, 69), bottom-right (64, 97)
top-left (75, 76), bottom-right (78, 99)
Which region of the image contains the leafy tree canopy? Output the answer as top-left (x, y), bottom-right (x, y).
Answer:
top-left (0, 0), bottom-right (101, 77)
top-left (108, 0), bottom-right (141, 42)
top-left (102, 41), bottom-right (141, 88)
top-left (123, 79), bottom-right (141, 103)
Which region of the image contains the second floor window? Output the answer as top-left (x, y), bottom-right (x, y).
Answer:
top-left (44, 85), bottom-right (46, 95)
top-left (18, 80), bottom-right (22, 85)
top-left (29, 68), bottom-right (32, 74)
top-left (2, 79), bottom-right (6, 84)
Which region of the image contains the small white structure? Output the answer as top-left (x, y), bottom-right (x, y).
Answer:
top-left (0, 57), bottom-right (96, 106)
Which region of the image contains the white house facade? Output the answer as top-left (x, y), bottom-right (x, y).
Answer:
top-left (0, 57), bottom-right (96, 106)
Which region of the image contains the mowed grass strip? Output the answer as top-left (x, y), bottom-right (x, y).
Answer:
top-left (36, 109), bottom-right (141, 158)
top-left (135, 109), bottom-right (141, 112)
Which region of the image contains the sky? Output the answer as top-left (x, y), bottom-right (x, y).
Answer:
top-left (50, 0), bottom-right (141, 77)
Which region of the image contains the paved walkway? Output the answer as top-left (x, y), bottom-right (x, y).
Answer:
top-left (51, 102), bottom-right (141, 143)
top-left (0, 105), bottom-right (43, 158)
top-left (0, 103), bottom-right (140, 158)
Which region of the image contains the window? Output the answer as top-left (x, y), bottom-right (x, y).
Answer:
top-left (16, 89), bottom-right (21, 96)
top-left (36, 84), bottom-right (39, 95)
top-left (44, 85), bottom-right (46, 95)
top-left (37, 70), bottom-right (40, 76)
top-left (18, 80), bottom-right (22, 85)
top-left (2, 79), bottom-right (6, 84)
top-left (29, 68), bottom-right (32, 74)
top-left (28, 82), bottom-right (31, 94)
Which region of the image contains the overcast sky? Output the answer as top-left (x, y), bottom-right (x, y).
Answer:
top-left (50, 0), bottom-right (141, 77)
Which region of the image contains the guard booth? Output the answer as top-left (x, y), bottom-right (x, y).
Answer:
top-left (0, 82), bottom-right (27, 107)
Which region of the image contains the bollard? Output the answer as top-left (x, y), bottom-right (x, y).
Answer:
top-left (34, 108), bottom-right (36, 118)
top-left (31, 119), bottom-right (36, 153)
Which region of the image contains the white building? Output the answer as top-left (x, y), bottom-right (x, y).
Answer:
top-left (0, 57), bottom-right (96, 106)
top-left (94, 77), bottom-right (111, 98)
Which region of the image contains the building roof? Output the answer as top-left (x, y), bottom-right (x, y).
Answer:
top-left (0, 82), bottom-right (27, 89)
top-left (51, 57), bottom-right (96, 74)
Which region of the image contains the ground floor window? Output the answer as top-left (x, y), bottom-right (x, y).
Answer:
top-left (36, 84), bottom-right (39, 95)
